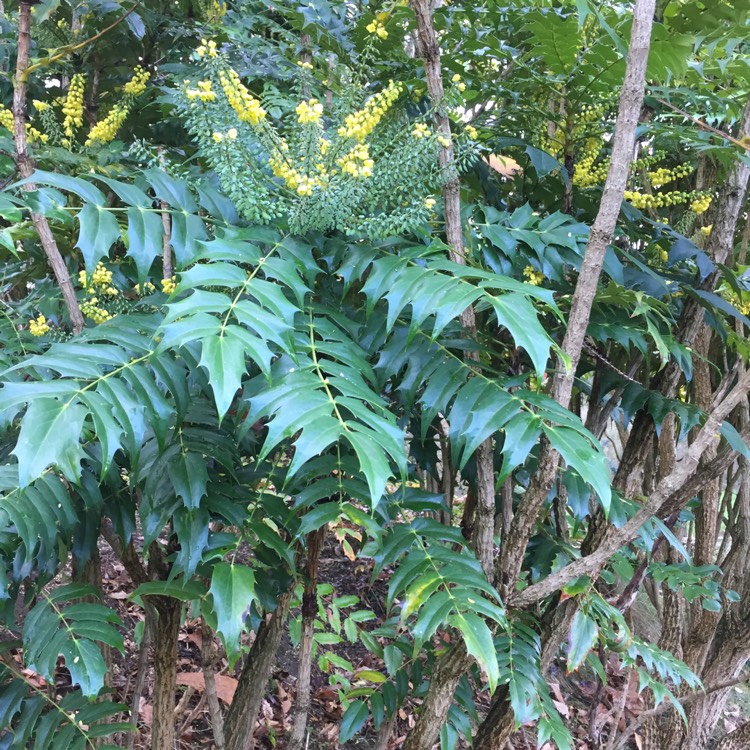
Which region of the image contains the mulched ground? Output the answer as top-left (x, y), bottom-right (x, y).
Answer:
top-left (15, 535), bottom-right (749, 749)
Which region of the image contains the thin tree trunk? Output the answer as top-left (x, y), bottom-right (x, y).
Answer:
top-left (202, 618), bottom-right (226, 750)
top-left (402, 3), bottom-right (495, 747)
top-left (288, 529), bottom-right (325, 750)
top-left (224, 590), bottom-right (293, 750)
top-left (473, 1), bottom-right (662, 742)
top-left (12, 1), bottom-right (84, 333)
top-left (150, 597), bottom-right (181, 750)
top-left (125, 606), bottom-right (154, 750)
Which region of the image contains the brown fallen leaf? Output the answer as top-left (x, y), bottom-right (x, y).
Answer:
top-left (175, 671), bottom-right (238, 704)
top-left (139, 698), bottom-right (153, 724)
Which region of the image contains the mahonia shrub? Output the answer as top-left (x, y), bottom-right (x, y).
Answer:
top-left (176, 40), bottom-right (475, 236)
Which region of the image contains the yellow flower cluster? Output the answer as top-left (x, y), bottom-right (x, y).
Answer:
top-left (219, 69), bottom-right (266, 125)
top-left (79, 263), bottom-right (119, 296)
top-left (0, 105), bottom-right (48, 143)
top-left (62, 74), bottom-right (85, 137)
top-left (624, 190), bottom-right (700, 210)
top-left (124, 65), bottom-right (150, 97)
top-left (465, 125), bottom-right (478, 140)
top-left (437, 135), bottom-right (451, 148)
top-left (366, 20), bottom-right (388, 39)
top-left (297, 61), bottom-right (313, 70)
top-left (424, 197), bottom-right (436, 210)
top-left (161, 277), bottom-right (177, 294)
top-left (0, 108), bottom-right (12, 131)
top-left (81, 298), bottom-right (113, 324)
top-left (186, 79), bottom-right (217, 103)
top-left (523, 266), bottom-right (545, 286)
top-left (196, 39), bottom-right (218, 58)
top-left (296, 98), bottom-right (324, 125)
top-left (452, 73), bottom-right (466, 92)
top-left (135, 281), bottom-right (156, 295)
top-left (269, 147), bottom-right (326, 196)
top-left (85, 104), bottom-right (129, 146)
top-left (691, 194), bottom-right (712, 214)
top-left (212, 128), bottom-right (238, 143)
top-left (338, 81), bottom-right (402, 142)
top-left (411, 122), bottom-right (430, 139)
top-left (647, 163), bottom-right (692, 188)
top-left (29, 315), bottom-right (50, 336)
top-left (701, 224), bottom-right (712, 237)
top-left (337, 143), bottom-right (374, 178)
top-left (33, 100), bottom-right (48, 112)
top-left (573, 153), bottom-right (609, 188)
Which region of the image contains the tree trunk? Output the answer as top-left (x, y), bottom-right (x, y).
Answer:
top-left (150, 597), bottom-right (181, 750)
top-left (401, 3), bottom-right (496, 748)
top-left (224, 590), bottom-right (293, 750)
top-left (287, 530), bottom-right (325, 750)
top-left (12, 1), bottom-right (85, 333)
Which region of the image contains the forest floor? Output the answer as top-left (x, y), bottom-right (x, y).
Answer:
top-left (34, 536), bottom-right (750, 750)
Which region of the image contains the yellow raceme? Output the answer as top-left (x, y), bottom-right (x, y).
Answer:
top-left (338, 81), bottom-right (402, 142)
top-left (219, 69), bottom-right (266, 125)
top-left (62, 73), bottom-right (85, 137)
top-left (86, 104), bottom-right (129, 145)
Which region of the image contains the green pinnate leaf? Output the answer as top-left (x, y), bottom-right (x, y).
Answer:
top-left (339, 699), bottom-right (369, 744)
top-left (12, 398), bottom-right (87, 487)
top-left (209, 562), bottom-right (256, 662)
top-left (449, 612), bottom-right (500, 692)
top-left (567, 610), bottom-right (599, 672)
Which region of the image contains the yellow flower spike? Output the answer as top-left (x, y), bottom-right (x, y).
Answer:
top-left (161, 277), bottom-right (177, 295)
top-left (466, 125), bottom-right (478, 139)
top-left (437, 135), bottom-right (451, 148)
top-left (219, 69), bottom-right (266, 125)
top-left (340, 81), bottom-right (401, 142)
top-left (123, 65), bottom-right (150, 97)
top-left (62, 73), bottom-right (86, 137)
top-left (32, 100), bottom-right (48, 112)
top-left (85, 104), bottom-right (129, 146)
